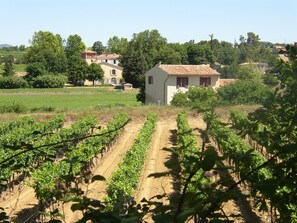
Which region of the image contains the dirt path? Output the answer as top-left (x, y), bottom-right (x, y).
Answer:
top-left (0, 180), bottom-right (39, 222)
top-left (133, 116), bottom-right (177, 222)
top-left (64, 120), bottom-right (144, 223)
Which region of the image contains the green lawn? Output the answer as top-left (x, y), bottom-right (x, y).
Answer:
top-left (0, 63), bottom-right (27, 73)
top-left (0, 87), bottom-right (140, 111)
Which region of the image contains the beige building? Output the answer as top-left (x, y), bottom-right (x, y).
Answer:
top-left (99, 62), bottom-right (123, 85)
top-left (145, 64), bottom-right (220, 105)
top-left (81, 51), bottom-right (123, 85)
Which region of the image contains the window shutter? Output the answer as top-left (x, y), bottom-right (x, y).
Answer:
top-left (208, 77), bottom-right (211, 86)
top-left (186, 77), bottom-right (189, 88)
top-left (176, 77), bottom-right (179, 89)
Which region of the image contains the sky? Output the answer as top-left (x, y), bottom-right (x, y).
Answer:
top-left (1, 0), bottom-right (296, 47)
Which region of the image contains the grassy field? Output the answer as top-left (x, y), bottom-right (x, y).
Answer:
top-left (0, 63), bottom-right (27, 73)
top-left (0, 87), bottom-right (141, 111)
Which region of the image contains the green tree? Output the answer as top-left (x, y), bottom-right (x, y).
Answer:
top-left (87, 63), bottom-right (104, 85)
top-left (65, 34), bottom-right (86, 58)
top-left (65, 34), bottom-right (88, 86)
top-left (92, 41), bottom-right (105, 55)
top-left (218, 79), bottom-right (272, 105)
top-left (25, 31), bottom-right (67, 79)
top-left (186, 41), bottom-right (216, 65)
top-left (236, 65), bottom-right (262, 80)
top-left (107, 36), bottom-right (128, 55)
top-left (68, 55), bottom-right (88, 86)
top-left (121, 49), bottom-right (149, 87)
top-left (121, 29), bottom-right (167, 87)
top-left (3, 55), bottom-right (14, 76)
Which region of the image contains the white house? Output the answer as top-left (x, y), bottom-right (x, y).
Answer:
top-left (145, 64), bottom-right (220, 105)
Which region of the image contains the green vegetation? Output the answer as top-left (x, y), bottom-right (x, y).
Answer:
top-left (105, 113), bottom-right (157, 212)
top-left (0, 87), bottom-right (140, 112)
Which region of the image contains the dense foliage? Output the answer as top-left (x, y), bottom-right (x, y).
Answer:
top-left (32, 74), bottom-right (67, 88)
top-left (217, 79), bottom-right (272, 105)
top-left (171, 86), bottom-right (218, 110)
top-left (0, 75), bottom-right (28, 88)
top-left (105, 113), bottom-right (157, 212)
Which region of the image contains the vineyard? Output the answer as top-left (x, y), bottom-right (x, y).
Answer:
top-left (0, 104), bottom-right (295, 223)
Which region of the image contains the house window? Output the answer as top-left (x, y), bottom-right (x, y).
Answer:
top-left (176, 77), bottom-right (188, 89)
top-left (113, 60), bottom-right (116, 64)
top-left (111, 69), bottom-right (116, 75)
top-left (111, 77), bottom-right (117, 84)
top-left (148, 76), bottom-right (153, 84)
top-left (200, 77), bottom-right (211, 87)
top-left (105, 59), bottom-right (108, 63)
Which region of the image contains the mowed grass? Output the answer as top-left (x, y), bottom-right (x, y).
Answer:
top-left (0, 63), bottom-right (27, 73)
top-left (0, 87), bottom-right (140, 111)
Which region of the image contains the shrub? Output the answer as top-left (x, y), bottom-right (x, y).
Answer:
top-left (263, 75), bottom-right (279, 87)
top-left (171, 87), bottom-right (218, 112)
top-left (32, 74), bottom-right (67, 88)
top-left (217, 80), bottom-right (272, 105)
top-left (171, 91), bottom-right (189, 107)
top-left (0, 76), bottom-right (28, 89)
top-left (0, 102), bottom-right (27, 113)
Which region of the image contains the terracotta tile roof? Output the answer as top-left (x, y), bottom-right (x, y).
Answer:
top-left (219, 79), bottom-right (237, 87)
top-left (159, 64), bottom-right (220, 76)
top-left (82, 50), bottom-right (97, 54)
top-left (97, 54), bottom-right (121, 60)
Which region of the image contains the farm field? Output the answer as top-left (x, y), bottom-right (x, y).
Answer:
top-left (0, 105), bottom-right (274, 223)
top-left (0, 87), bottom-right (140, 111)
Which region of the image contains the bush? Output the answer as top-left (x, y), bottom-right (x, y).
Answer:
top-left (171, 91), bottom-right (189, 107)
top-left (171, 87), bottom-right (218, 112)
top-left (32, 74), bottom-right (67, 88)
top-left (263, 75), bottom-right (279, 87)
top-left (0, 102), bottom-right (27, 113)
top-left (217, 80), bottom-right (272, 105)
top-left (0, 76), bottom-right (28, 89)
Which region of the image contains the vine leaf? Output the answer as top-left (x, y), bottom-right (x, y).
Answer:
top-left (202, 147), bottom-right (216, 171)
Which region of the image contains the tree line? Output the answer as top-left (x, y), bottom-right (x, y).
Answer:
top-left (1, 29), bottom-right (280, 89)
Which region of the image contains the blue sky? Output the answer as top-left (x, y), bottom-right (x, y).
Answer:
top-left (1, 0), bottom-right (296, 46)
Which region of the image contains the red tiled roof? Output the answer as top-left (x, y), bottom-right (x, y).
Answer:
top-left (219, 79), bottom-right (237, 87)
top-left (97, 54), bottom-right (121, 60)
top-left (159, 64), bottom-right (220, 76)
top-left (82, 50), bottom-right (96, 54)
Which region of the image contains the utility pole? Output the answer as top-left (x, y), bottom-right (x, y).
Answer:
top-left (209, 34), bottom-right (214, 49)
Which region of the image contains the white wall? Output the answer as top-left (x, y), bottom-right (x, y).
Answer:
top-left (145, 67), bottom-right (168, 105)
top-left (166, 76), bottom-right (220, 104)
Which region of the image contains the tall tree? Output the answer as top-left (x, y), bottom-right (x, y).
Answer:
top-left (25, 31), bottom-right (67, 79)
top-left (121, 29), bottom-right (167, 87)
top-left (65, 34), bottom-right (86, 58)
top-left (3, 55), bottom-right (14, 76)
top-left (87, 63), bottom-right (104, 85)
top-left (65, 34), bottom-right (88, 85)
top-left (107, 36), bottom-right (129, 55)
top-left (92, 41), bottom-right (105, 55)
top-left (68, 55), bottom-right (88, 86)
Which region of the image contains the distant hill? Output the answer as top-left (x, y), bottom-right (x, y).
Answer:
top-left (0, 44), bottom-right (13, 49)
